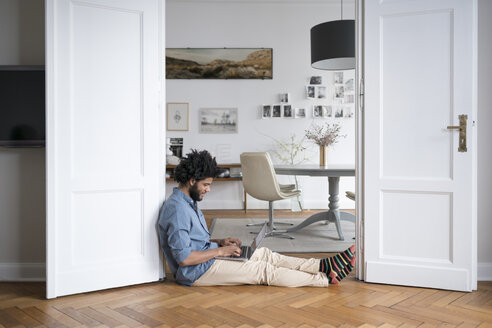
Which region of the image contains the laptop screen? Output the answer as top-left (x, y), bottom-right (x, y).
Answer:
top-left (251, 223), bottom-right (267, 251)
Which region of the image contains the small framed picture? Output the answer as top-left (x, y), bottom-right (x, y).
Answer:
top-left (167, 102), bottom-right (189, 131)
top-left (310, 76), bottom-right (322, 85)
top-left (272, 104), bottom-right (282, 117)
top-left (282, 104), bottom-right (293, 118)
top-left (306, 85), bottom-right (316, 99)
top-left (323, 105), bottom-right (332, 118)
top-left (334, 106), bottom-right (344, 118)
top-left (262, 104), bottom-right (272, 119)
top-left (334, 71), bottom-right (344, 84)
top-left (344, 94), bottom-right (355, 103)
top-left (279, 93), bottom-right (290, 103)
top-left (313, 105), bottom-right (323, 118)
top-left (335, 85), bottom-right (345, 99)
top-left (345, 78), bottom-right (354, 91)
top-left (295, 108), bottom-right (306, 118)
top-left (199, 108), bottom-right (238, 134)
top-left (344, 106), bottom-right (354, 118)
top-left (317, 86), bottom-right (327, 99)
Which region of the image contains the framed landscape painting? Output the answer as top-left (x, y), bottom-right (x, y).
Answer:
top-left (166, 48), bottom-right (273, 79)
top-left (199, 108), bottom-right (238, 134)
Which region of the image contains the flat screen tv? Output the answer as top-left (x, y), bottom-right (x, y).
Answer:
top-left (0, 65), bottom-right (45, 147)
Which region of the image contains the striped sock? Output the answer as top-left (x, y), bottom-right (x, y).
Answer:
top-left (319, 245), bottom-right (356, 284)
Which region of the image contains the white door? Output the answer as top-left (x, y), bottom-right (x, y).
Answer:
top-left (46, 0), bottom-right (164, 298)
top-left (363, 0), bottom-right (477, 291)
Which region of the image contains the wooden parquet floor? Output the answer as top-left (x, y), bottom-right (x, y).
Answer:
top-left (1, 210), bottom-right (491, 328)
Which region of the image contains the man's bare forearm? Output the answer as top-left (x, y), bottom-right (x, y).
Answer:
top-left (180, 249), bottom-right (220, 266)
top-left (180, 245), bottom-right (241, 267)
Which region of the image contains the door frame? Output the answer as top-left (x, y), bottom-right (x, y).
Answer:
top-left (355, 0), bottom-right (365, 280)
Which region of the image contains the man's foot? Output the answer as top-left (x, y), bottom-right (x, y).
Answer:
top-left (319, 245), bottom-right (356, 284)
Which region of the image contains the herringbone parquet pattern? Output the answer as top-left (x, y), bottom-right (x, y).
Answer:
top-left (1, 210), bottom-right (491, 327)
top-left (1, 279), bottom-right (492, 327)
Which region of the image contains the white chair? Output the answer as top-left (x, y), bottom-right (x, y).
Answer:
top-left (240, 152), bottom-right (301, 239)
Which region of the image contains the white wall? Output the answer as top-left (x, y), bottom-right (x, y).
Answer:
top-left (0, 0), bottom-right (45, 280)
top-left (477, 0), bottom-right (492, 280)
top-left (166, 0), bottom-right (357, 210)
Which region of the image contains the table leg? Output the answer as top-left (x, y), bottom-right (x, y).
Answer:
top-left (285, 176), bottom-right (355, 240)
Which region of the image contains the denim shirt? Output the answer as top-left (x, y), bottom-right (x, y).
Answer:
top-left (158, 187), bottom-right (218, 286)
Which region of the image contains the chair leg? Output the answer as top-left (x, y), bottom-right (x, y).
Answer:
top-left (265, 201), bottom-right (295, 239)
top-left (268, 201), bottom-right (294, 227)
top-left (246, 222), bottom-right (266, 227)
top-left (247, 201), bottom-right (295, 239)
top-left (245, 201), bottom-right (294, 228)
top-left (266, 231), bottom-right (295, 239)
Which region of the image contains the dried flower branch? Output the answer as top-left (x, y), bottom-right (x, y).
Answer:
top-left (270, 134), bottom-right (309, 166)
top-left (268, 134), bottom-right (309, 211)
top-left (305, 122), bottom-right (346, 146)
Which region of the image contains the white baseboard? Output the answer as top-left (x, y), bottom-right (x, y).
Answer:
top-left (478, 262), bottom-right (492, 281)
top-left (0, 263), bottom-right (46, 281)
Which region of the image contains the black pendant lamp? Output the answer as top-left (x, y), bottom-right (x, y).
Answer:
top-left (311, 0), bottom-right (355, 70)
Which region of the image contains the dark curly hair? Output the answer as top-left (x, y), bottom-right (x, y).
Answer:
top-left (174, 149), bottom-right (224, 185)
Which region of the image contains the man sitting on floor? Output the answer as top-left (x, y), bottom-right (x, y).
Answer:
top-left (158, 149), bottom-right (355, 287)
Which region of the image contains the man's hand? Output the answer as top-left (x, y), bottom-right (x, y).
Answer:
top-left (216, 245), bottom-right (242, 257)
top-left (218, 238), bottom-right (242, 247)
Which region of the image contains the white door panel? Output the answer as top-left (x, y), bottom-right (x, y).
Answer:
top-left (46, 0), bottom-right (163, 298)
top-left (364, 0), bottom-right (476, 291)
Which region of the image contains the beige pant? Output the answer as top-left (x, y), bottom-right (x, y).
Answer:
top-left (193, 247), bottom-right (328, 287)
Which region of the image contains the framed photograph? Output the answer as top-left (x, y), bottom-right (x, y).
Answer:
top-left (335, 85), bottom-right (345, 99)
top-left (199, 108), bottom-right (238, 134)
top-left (313, 105), bottom-right (323, 118)
top-left (279, 93), bottom-right (290, 103)
top-left (295, 108), bottom-right (306, 118)
top-left (272, 104), bottom-right (282, 118)
top-left (323, 105), bottom-right (332, 118)
top-left (344, 106), bottom-right (354, 118)
top-left (344, 94), bottom-right (355, 103)
top-left (262, 105), bottom-right (272, 119)
top-left (282, 104), bottom-right (293, 118)
top-left (334, 71), bottom-right (344, 84)
top-left (166, 48), bottom-right (273, 79)
top-left (306, 85), bottom-right (316, 99)
top-left (334, 106), bottom-right (344, 118)
top-left (317, 86), bottom-right (327, 99)
top-left (167, 102), bottom-right (189, 131)
top-left (345, 78), bottom-right (354, 91)
top-left (310, 76), bottom-right (322, 85)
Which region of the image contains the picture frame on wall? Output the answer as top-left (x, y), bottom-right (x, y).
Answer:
top-left (306, 85), bottom-right (316, 99)
top-left (167, 102), bottom-right (189, 131)
top-left (313, 105), bottom-right (323, 118)
top-left (166, 48), bottom-right (273, 79)
top-left (295, 108), bottom-right (306, 118)
top-left (272, 104), bottom-right (282, 117)
top-left (282, 104), bottom-right (293, 118)
top-left (279, 93), bottom-right (290, 103)
top-left (199, 108), bottom-right (238, 134)
top-left (262, 105), bottom-right (272, 119)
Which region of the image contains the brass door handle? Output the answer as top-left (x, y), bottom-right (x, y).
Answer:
top-left (446, 114), bottom-right (467, 152)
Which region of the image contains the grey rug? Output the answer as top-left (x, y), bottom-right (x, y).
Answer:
top-left (209, 218), bottom-right (355, 253)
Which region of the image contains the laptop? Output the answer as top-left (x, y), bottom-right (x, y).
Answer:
top-left (215, 223), bottom-right (267, 261)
